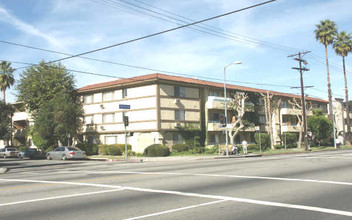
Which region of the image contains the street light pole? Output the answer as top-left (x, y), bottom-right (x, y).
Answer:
top-left (224, 61), bottom-right (242, 156)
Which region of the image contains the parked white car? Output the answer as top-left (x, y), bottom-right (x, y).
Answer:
top-left (0, 148), bottom-right (19, 158)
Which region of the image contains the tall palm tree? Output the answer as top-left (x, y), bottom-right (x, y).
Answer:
top-left (314, 19), bottom-right (338, 120)
top-left (333, 31), bottom-right (352, 144)
top-left (0, 61), bottom-right (15, 104)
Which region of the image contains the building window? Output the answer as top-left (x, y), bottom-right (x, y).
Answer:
top-left (103, 113), bottom-right (115, 123)
top-left (103, 91), bottom-right (114, 102)
top-left (210, 134), bottom-right (217, 145)
top-left (175, 110), bottom-right (185, 120)
top-left (173, 133), bottom-right (183, 144)
top-left (174, 86), bottom-right (185, 98)
top-left (83, 95), bottom-right (93, 104)
top-left (282, 115), bottom-right (299, 126)
top-left (104, 136), bottom-right (117, 145)
top-left (259, 115), bottom-right (266, 125)
top-left (281, 101), bottom-right (292, 108)
top-left (209, 90), bottom-right (221, 97)
top-left (122, 89), bottom-right (128, 98)
top-left (209, 112), bottom-right (219, 123)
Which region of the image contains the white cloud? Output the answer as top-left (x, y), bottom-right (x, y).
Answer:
top-left (0, 5), bottom-right (61, 47)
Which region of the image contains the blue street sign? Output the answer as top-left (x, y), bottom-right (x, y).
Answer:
top-left (119, 104), bottom-right (130, 109)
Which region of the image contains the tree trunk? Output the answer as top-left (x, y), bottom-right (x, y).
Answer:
top-left (325, 45), bottom-right (333, 121)
top-left (1, 89), bottom-right (5, 104)
top-left (298, 122), bottom-right (303, 149)
top-left (342, 56), bottom-right (351, 145)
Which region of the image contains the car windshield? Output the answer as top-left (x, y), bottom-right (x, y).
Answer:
top-left (7, 148), bottom-right (16, 151)
top-left (68, 147), bottom-right (81, 151)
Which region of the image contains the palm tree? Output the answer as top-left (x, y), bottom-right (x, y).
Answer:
top-left (0, 61), bottom-right (15, 104)
top-left (333, 31), bottom-right (352, 145)
top-left (314, 19), bottom-right (338, 120)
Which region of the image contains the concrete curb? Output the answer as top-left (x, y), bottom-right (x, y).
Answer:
top-left (0, 167), bottom-right (8, 174)
top-left (214, 154), bottom-right (263, 159)
top-left (89, 154), bottom-right (263, 162)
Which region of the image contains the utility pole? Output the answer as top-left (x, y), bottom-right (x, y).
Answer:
top-left (288, 51), bottom-right (310, 151)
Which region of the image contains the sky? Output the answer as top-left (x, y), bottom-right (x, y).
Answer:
top-left (1, 0), bottom-right (352, 103)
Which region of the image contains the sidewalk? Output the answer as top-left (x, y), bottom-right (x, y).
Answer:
top-left (90, 153), bottom-right (262, 162)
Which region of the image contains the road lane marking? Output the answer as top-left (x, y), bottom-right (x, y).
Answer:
top-left (1, 178), bottom-right (352, 217)
top-left (0, 189), bottom-right (123, 207)
top-left (123, 200), bottom-right (226, 220)
top-left (74, 171), bottom-right (352, 187)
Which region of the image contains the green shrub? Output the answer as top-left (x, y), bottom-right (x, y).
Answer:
top-left (205, 146), bottom-right (218, 154)
top-left (274, 144), bottom-right (282, 149)
top-left (282, 133), bottom-right (297, 148)
top-left (76, 143), bottom-right (99, 156)
top-left (108, 145), bottom-right (122, 156)
top-left (112, 144), bottom-right (132, 154)
top-left (191, 147), bottom-right (205, 154)
top-left (99, 144), bottom-right (110, 155)
top-left (18, 146), bottom-right (28, 152)
top-left (172, 144), bottom-right (188, 152)
top-left (185, 136), bottom-right (202, 149)
top-left (254, 133), bottom-right (270, 150)
top-left (144, 144), bottom-right (170, 157)
top-left (127, 150), bottom-right (136, 156)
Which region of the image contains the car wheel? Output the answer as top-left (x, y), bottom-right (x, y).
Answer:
top-left (46, 154), bottom-right (52, 160)
top-left (62, 154), bottom-right (67, 160)
top-left (19, 155), bottom-right (23, 159)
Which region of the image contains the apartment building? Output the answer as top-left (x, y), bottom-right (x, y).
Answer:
top-left (0, 102), bottom-right (34, 148)
top-left (78, 73), bottom-right (329, 153)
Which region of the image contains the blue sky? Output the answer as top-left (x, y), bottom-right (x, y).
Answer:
top-left (1, 0), bottom-right (352, 103)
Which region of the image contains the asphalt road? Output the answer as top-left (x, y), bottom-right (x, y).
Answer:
top-left (1, 150), bottom-right (352, 220)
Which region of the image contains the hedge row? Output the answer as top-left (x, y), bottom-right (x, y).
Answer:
top-left (143, 144), bottom-right (170, 157)
top-left (99, 144), bottom-right (132, 156)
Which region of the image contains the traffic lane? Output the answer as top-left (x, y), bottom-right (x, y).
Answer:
top-left (0, 184), bottom-right (218, 220)
top-left (145, 201), bottom-right (349, 220)
top-left (1, 167), bottom-right (352, 218)
top-left (1, 177), bottom-right (351, 220)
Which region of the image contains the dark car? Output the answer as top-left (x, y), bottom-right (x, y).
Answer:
top-left (18, 148), bottom-right (46, 159)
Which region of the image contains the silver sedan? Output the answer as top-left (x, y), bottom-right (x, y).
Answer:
top-left (46, 147), bottom-right (86, 160)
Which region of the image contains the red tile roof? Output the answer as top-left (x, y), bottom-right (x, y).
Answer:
top-left (78, 73), bottom-right (328, 103)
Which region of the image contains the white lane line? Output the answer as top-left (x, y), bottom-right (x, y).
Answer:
top-left (0, 189), bottom-right (123, 207)
top-left (1, 178), bottom-right (352, 217)
top-left (75, 171), bottom-right (352, 187)
top-left (123, 200), bottom-right (226, 220)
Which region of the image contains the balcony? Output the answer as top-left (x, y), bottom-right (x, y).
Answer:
top-left (13, 112), bottom-right (29, 121)
top-left (281, 122), bottom-right (301, 133)
top-left (206, 96), bottom-right (229, 109)
top-left (207, 121), bottom-right (255, 132)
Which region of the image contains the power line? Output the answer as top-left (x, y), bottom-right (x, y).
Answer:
top-left (92, 0), bottom-right (297, 54)
top-left (2, 60), bottom-right (119, 79)
top-left (2, 58), bottom-right (294, 89)
top-left (46, 0), bottom-right (276, 64)
top-left (93, 0), bottom-right (351, 75)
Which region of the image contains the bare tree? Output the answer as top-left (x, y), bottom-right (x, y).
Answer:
top-left (227, 92), bottom-right (249, 145)
top-left (261, 92), bottom-right (281, 150)
top-left (288, 98), bottom-right (313, 148)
